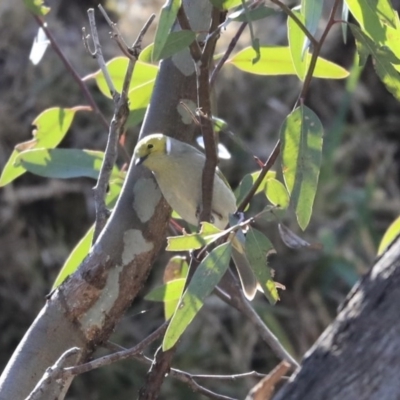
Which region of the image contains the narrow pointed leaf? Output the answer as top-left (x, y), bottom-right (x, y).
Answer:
top-left (229, 4), bottom-right (277, 22)
top-left (288, 8), bottom-right (307, 80)
top-left (280, 106), bottom-right (323, 230)
top-left (245, 227), bottom-right (278, 304)
top-left (210, 0), bottom-right (242, 10)
top-left (378, 216), bottom-right (400, 255)
top-left (15, 149), bottom-right (121, 180)
top-left (301, 0), bottom-right (323, 56)
top-left (145, 279), bottom-right (186, 302)
top-left (152, 0), bottom-right (182, 62)
top-left (229, 46), bottom-right (349, 78)
top-left (163, 242), bottom-right (232, 350)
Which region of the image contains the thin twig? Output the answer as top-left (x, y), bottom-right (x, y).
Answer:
top-left (63, 322), bottom-right (168, 376)
top-left (216, 272), bottom-right (299, 369)
top-left (269, 0), bottom-right (318, 47)
top-left (237, 140), bottom-right (281, 212)
top-left (86, 9), bottom-right (117, 97)
top-left (32, 15), bottom-right (109, 130)
top-left (91, 8), bottom-right (154, 242)
top-left (210, 21), bottom-right (247, 86)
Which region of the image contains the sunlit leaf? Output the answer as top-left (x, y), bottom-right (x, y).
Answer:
top-left (24, 0), bottom-right (50, 16)
top-left (228, 46), bottom-right (349, 78)
top-left (264, 179), bottom-right (290, 209)
top-left (378, 215), bottom-right (400, 255)
top-left (288, 8), bottom-right (307, 80)
top-left (350, 24), bottom-right (400, 101)
top-left (163, 242), bottom-right (232, 350)
top-left (29, 25), bottom-right (50, 65)
top-left (127, 80), bottom-right (155, 126)
top-left (145, 279), bottom-right (186, 302)
top-left (0, 107), bottom-right (85, 187)
top-left (245, 227), bottom-right (278, 304)
top-left (152, 0), bottom-right (182, 62)
top-left (14, 149), bottom-right (121, 180)
top-left (167, 222), bottom-right (225, 251)
top-left (210, 0), bottom-right (242, 10)
top-left (235, 170), bottom-right (276, 205)
top-left (139, 43), bottom-right (155, 63)
top-left (84, 57), bottom-right (158, 98)
top-left (280, 105), bottom-right (323, 230)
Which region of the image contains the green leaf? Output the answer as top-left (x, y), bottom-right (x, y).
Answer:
top-left (245, 227), bottom-right (278, 304)
top-left (288, 8), bottom-right (307, 80)
top-left (229, 4), bottom-right (277, 22)
top-left (167, 222), bottom-right (225, 251)
top-left (301, 0), bottom-right (323, 55)
top-left (84, 57), bottom-right (158, 98)
top-left (264, 179), bottom-right (290, 209)
top-left (163, 242), bottom-right (232, 350)
top-left (139, 43), bottom-right (155, 63)
top-left (127, 80), bottom-right (155, 126)
top-left (24, 0), bottom-right (50, 16)
top-left (350, 24), bottom-right (400, 101)
top-left (154, 30), bottom-right (196, 61)
top-left (345, 0), bottom-right (400, 69)
top-left (209, 0), bottom-right (242, 10)
top-left (0, 107), bottom-right (83, 187)
top-left (152, 0), bottom-right (182, 62)
top-left (378, 216), bottom-right (400, 255)
top-left (145, 279), bottom-right (186, 302)
top-left (280, 105), bottom-right (323, 230)
top-left (15, 149), bottom-right (121, 180)
top-left (52, 226), bottom-right (94, 289)
top-left (235, 171), bottom-right (276, 205)
top-left (228, 46), bottom-right (349, 79)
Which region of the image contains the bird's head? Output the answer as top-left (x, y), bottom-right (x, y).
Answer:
top-left (134, 134), bottom-right (168, 166)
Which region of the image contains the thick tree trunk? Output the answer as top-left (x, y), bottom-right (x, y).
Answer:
top-left (273, 237), bottom-right (400, 400)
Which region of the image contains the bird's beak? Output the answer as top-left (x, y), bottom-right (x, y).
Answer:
top-left (135, 156), bottom-right (147, 166)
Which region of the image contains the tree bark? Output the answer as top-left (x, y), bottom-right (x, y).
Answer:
top-left (273, 237), bottom-right (400, 400)
top-left (0, 1), bottom-right (209, 399)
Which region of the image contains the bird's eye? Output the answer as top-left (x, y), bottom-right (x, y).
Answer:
top-left (147, 144), bottom-right (154, 149)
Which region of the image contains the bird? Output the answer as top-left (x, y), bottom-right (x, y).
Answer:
top-left (134, 133), bottom-right (257, 300)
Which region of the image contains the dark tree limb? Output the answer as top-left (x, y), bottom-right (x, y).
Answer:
top-left (273, 237), bottom-right (400, 400)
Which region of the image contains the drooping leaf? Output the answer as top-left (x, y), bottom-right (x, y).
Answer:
top-left (378, 215), bottom-right (400, 255)
top-left (278, 223), bottom-right (322, 250)
top-left (280, 105), bottom-right (323, 230)
top-left (345, 0), bottom-right (400, 69)
top-left (14, 149), bottom-right (121, 180)
top-left (83, 57), bottom-right (158, 98)
top-left (0, 107), bottom-right (85, 187)
top-left (245, 227), bottom-right (278, 304)
top-left (350, 24), bottom-right (400, 101)
top-left (301, 0), bottom-right (323, 56)
top-left (163, 242), bottom-right (232, 350)
top-left (152, 0), bottom-right (182, 62)
top-left (167, 222), bottom-right (225, 251)
top-left (228, 46), bottom-right (349, 78)
top-left (288, 8), bottom-right (307, 80)
top-left (154, 30), bottom-right (196, 61)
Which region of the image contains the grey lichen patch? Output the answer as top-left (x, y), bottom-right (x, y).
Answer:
top-left (172, 48), bottom-right (196, 76)
top-left (133, 178), bottom-right (161, 223)
top-left (122, 229), bottom-right (154, 265)
top-left (177, 99), bottom-right (197, 124)
top-left (79, 264), bottom-right (123, 335)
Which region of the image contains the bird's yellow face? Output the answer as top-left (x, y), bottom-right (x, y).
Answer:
top-left (134, 134), bottom-right (167, 166)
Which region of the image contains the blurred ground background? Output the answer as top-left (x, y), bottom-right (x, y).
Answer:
top-left (1, 0), bottom-right (400, 399)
